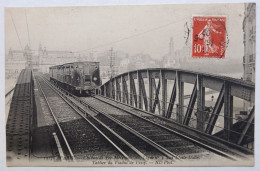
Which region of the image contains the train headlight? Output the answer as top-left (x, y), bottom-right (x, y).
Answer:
top-left (93, 77), bottom-right (97, 81)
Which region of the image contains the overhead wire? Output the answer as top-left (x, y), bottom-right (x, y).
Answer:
top-left (75, 5), bottom-right (223, 53)
top-left (77, 20), bottom-right (181, 53)
top-left (25, 10), bottom-right (31, 47)
top-left (9, 5), bottom-right (221, 54)
top-left (10, 12), bottom-right (23, 50)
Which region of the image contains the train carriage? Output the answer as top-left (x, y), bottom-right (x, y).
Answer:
top-left (49, 61), bottom-right (101, 96)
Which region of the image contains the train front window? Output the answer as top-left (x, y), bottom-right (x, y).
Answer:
top-left (85, 75), bottom-right (91, 82)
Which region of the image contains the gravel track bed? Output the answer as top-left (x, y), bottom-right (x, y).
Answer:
top-left (83, 96), bottom-right (218, 160)
top-left (37, 77), bottom-right (123, 160)
top-left (95, 114), bottom-right (166, 160)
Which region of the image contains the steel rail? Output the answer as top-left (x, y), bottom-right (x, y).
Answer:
top-left (78, 97), bottom-right (180, 159)
top-left (42, 76), bottom-right (180, 160)
top-left (39, 76), bottom-right (145, 160)
top-left (96, 94), bottom-right (253, 156)
top-left (94, 95), bottom-right (237, 161)
top-left (35, 78), bottom-right (76, 162)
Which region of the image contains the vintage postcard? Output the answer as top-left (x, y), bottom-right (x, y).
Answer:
top-left (4, 2), bottom-right (256, 167)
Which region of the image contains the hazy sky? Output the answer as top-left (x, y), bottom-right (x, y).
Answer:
top-left (5, 3), bottom-right (244, 60)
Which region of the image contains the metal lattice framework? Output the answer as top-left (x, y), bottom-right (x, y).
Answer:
top-left (100, 68), bottom-right (255, 146)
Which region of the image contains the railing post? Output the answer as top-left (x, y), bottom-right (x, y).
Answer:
top-left (139, 72), bottom-right (148, 111)
top-left (104, 84), bottom-right (107, 97)
top-left (161, 70), bottom-right (167, 117)
top-left (121, 75), bottom-right (125, 103)
top-left (196, 75), bottom-right (205, 131)
top-left (224, 81), bottom-right (233, 141)
top-left (116, 78), bottom-right (121, 102)
top-left (148, 70), bottom-right (153, 112)
top-left (111, 79), bottom-right (115, 99)
top-left (138, 71), bottom-right (143, 110)
top-left (129, 73), bottom-right (133, 106)
top-left (177, 71), bottom-right (184, 123)
top-left (109, 81), bottom-right (112, 98)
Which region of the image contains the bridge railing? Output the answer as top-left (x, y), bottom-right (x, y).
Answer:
top-left (100, 68), bottom-right (255, 149)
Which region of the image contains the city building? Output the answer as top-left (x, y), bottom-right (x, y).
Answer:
top-left (6, 44), bottom-right (78, 75)
top-left (243, 3), bottom-right (256, 82)
top-left (162, 37), bottom-right (177, 68)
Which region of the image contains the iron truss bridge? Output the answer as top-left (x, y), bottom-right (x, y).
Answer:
top-left (100, 68), bottom-right (255, 150)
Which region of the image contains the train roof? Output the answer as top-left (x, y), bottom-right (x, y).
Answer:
top-left (49, 61), bottom-right (99, 69)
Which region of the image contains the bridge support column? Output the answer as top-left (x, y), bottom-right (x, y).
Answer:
top-left (138, 71), bottom-right (143, 110)
top-left (196, 75), bottom-right (205, 131)
top-left (161, 71), bottom-right (167, 117)
top-left (151, 78), bottom-right (161, 114)
top-left (111, 79), bottom-right (115, 99)
top-left (129, 73), bottom-right (137, 107)
top-left (104, 84), bottom-right (107, 97)
top-left (116, 78), bottom-right (121, 102)
top-left (148, 71), bottom-right (153, 113)
top-left (224, 81), bottom-right (233, 141)
top-left (122, 76), bottom-right (129, 104)
top-left (138, 73), bottom-right (148, 111)
top-left (177, 71), bottom-right (184, 123)
top-left (121, 76), bottom-right (125, 103)
top-left (129, 73), bottom-right (133, 106)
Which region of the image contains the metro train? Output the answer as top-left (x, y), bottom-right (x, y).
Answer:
top-left (49, 61), bottom-right (102, 96)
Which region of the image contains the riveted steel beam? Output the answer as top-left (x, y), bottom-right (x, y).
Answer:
top-left (230, 83), bottom-right (255, 103)
top-left (177, 71), bottom-right (184, 123)
top-left (138, 73), bottom-right (148, 111)
top-left (122, 75), bottom-right (129, 104)
top-left (121, 76), bottom-right (125, 103)
top-left (202, 76), bottom-right (223, 92)
top-left (111, 79), bottom-right (115, 99)
top-left (148, 70), bottom-right (153, 112)
top-left (107, 82), bottom-right (111, 98)
top-left (183, 79), bottom-right (197, 126)
top-left (129, 73), bottom-right (133, 106)
top-left (107, 83), bottom-right (111, 97)
top-left (116, 78), bottom-right (121, 102)
top-left (151, 78), bottom-right (161, 114)
top-left (129, 73), bottom-right (137, 107)
top-left (137, 71), bottom-right (143, 109)
top-left (161, 70), bottom-right (167, 117)
top-left (237, 106), bottom-right (255, 145)
top-left (196, 75), bottom-right (205, 131)
top-left (164, 70), bottom-right (176, 80)
top-left (180, 72), bottom-right (197, 84)
top-left (101, 86), bottom-right (104, 96)
top-left (103, 84), bottom-right (107, 97)
top-left (205, 84), bottom-right (225, 134)
top-left (224, 81), bottom-right (233, 141)
top-left (166, 79), bottom-right (176, 119)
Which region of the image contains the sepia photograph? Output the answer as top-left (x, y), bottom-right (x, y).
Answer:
top-left (3, 1), bottom-right (256, 167)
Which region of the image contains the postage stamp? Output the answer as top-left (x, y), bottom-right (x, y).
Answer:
top-left (192, 16), bottom-right (226, 58)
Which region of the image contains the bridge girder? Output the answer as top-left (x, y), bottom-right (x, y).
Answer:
top-left (100, 68), bottom-right (255, 146)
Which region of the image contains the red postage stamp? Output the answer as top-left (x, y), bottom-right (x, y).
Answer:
top-left (192, 16), bottom-right (226, 58)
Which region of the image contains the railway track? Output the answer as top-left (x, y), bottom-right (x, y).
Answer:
top-left (38, 75), bottom-right (180, 162)
top-left (40, 75), bottom-right (237, 162)
top-left (36, 76), bottom-right (136, 162)
top-left (39, 75), bottom-right (182, 162)
top-left (83, 96), bottom-right (236, 160)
